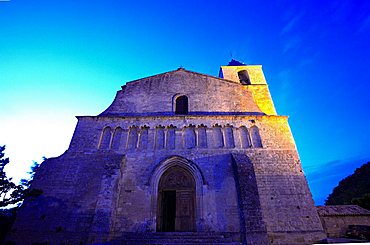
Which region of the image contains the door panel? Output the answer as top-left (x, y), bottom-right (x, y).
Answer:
top-left (176, 190), bottom-right (195, 231)
top-left (157, 166), bottom-right (196, 232)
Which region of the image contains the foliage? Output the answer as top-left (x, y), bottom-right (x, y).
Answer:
top-left (0, 146), bottom-right (43, 242)
top-left (352, 193), bottom-right (370, 210)
top-left (0, 146), bottom-right (25, 208)
top-left (325, 162), bottom-right (370, 210)
top-left (0, 145), bottom-right (42, 208)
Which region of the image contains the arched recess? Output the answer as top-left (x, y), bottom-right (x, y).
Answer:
top-left (166, 125), bottom-right (176, 149)
top-left (174, 95), bottom-right (189, 115)
top-left (239, 126), bottom-right (251, 148)
top-left (138, 126), bottom-right (149, 149)
top-left (99, 126), bottom-right (112, 149)
top-left (213, 124), bottom-right (224, 148)
top-left (223, 125), bottom-right (235, 148)
top-left (155, 126), bottom-right (165, 149)
top-left (237, 70), bottom-right (251, 85)
top-left (127, 126), bottom-right (138, 149)
top-left (150, 156), bottom-right (205, 232)
top-left (197, 125), bottom-right (207, 148)
top-left (250, 125), bottom-right (263, 148)
top-left (183, 125), bottom-right (196, 149)
top-left (111, 127), bottom-right (123, 150)
top-left (157, 166), bottom-right (195, 231)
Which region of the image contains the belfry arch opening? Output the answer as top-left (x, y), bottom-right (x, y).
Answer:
top-left (157, 166), bottom-right (196, 232)
top-left (237, 70), bottom-right (250, 85)
top-left (175, 95), bottom-right (189, 115)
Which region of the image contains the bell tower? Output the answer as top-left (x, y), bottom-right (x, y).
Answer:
top-left (219, 59), bottom-right (277, 115)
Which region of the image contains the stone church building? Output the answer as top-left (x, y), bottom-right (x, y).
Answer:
top-left (9, 60), bottom-right (326, 244)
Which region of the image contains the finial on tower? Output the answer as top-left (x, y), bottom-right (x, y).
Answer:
top-left (227, 59), bottom-right (246, 66)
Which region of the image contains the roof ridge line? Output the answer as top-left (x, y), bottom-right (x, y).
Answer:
top-left (121, 68), bottom-right (238, 89)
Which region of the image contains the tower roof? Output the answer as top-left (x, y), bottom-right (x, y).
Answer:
top-left (227, 59), bottom-right (246, 66)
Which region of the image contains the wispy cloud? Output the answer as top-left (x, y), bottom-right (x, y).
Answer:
top-left (305, 156), bottom-right (369, 176)
top-left (357, 14), bottom-right (370, 34)
top-left (280, 13), bottom-right (303, 36)
top-left (279, 11), bottom-right (305, 54)
top-left (282, 36), bottom-right (301, 54)
top-left (304, 159), bottom-right (342, 174)
top-left (305, 156), bottom-right (369, 205)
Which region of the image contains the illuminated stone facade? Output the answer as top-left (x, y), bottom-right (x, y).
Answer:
top-left (8, 61), bottom-right (326, 244)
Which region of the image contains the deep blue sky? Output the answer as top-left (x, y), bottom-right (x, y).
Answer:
top-left (0, 0), bottom-right (369, 205)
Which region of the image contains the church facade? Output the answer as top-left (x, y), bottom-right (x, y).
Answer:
top-left (9, 61), bottom-right (326, 244)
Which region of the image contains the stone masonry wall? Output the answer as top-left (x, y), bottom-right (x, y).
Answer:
top-left (64, 113), bottom-right (324, 244)
top-left (247, 85), bottom-right (277, 115)
top-left (219, 65), bottom-right (277, 115)
top-left (319, 215), bottom-right (370, 237)
top-left (249, 150), bottom-right (325, 244)
top-left (101, 69), bottom-right (263, 116)
top-left (8, 153), bottom-right (125, 244)
top-left (108, 151), bottom-right (241, 238)
top-left (220, 65), bottom-right (267, 85)
top-left (8, 113), bottom-right (325, 245)
top-left (69, 115), bottom-right (295, 153)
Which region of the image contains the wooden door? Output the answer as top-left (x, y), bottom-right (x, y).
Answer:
top-left (175, 190), bottom-right (195, 231)
top-left (157, 166), bottom-right (196, 232)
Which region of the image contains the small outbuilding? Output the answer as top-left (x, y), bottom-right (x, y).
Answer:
top-left (317, 205), bottom-right (370, 238)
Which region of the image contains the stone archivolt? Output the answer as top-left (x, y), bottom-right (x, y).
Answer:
top-left (98, 124), bottom-right (261, 151)
top-left (159, 168), bottom-right (195, 189)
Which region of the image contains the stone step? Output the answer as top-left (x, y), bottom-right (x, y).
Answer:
top-left (122, 238), bottom-right (233, 242)
top-left (107, 232), bottom-right (242, 245)
top-left (110, 241), bottom-right (241, 245)
top-left (123, 234), bottom-right (232, 239)
top-left (116, 241), bottom-right (241, 245)
top-left (121, 239), bottom-right (234, 243)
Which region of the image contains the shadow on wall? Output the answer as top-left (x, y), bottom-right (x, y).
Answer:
top-left (231, 153), bottom-right (269, 245)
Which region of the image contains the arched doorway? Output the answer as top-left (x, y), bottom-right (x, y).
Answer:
top-left (157, 166), bottom-right (196, 232)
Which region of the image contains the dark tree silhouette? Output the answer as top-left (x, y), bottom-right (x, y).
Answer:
top-left (0, 145), bottom-right (25, 208)
top-left (325, 162), bottom-right (370, 210)
top-left (0, 145), bottom-right (42, 242)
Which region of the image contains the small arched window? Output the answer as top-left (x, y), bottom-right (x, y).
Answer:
top-left (238, 70), bottom-right (250, 85)
top-left (175, 95), bottom-right (188, 114)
